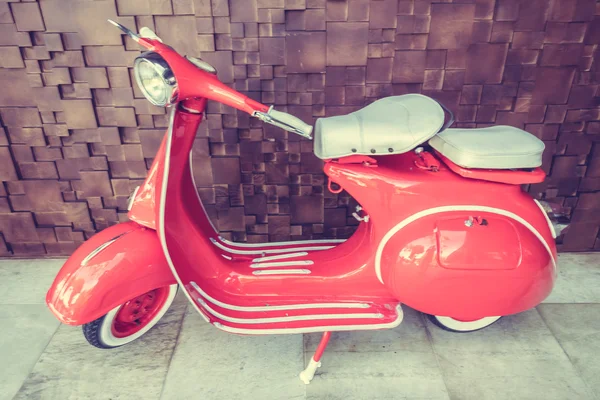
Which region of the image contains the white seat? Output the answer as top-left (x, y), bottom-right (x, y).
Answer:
top-left (313, 94), bottom-right (445, 160)
top-left (429, 126), bottom-right (545, 170)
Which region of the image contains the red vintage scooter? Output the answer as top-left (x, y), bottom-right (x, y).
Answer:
top-left (47, 21), bottom-right (565, 383)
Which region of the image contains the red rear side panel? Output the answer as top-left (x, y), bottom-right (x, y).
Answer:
top-left (324, 152), bottom-right (556, 320)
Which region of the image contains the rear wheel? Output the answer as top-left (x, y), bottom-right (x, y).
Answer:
top-left (83, 284), bottom-right (178, 348)
top-left (428, 314), bottom-right (501, 333)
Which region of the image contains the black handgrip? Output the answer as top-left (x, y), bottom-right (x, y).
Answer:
top-left (435, 100), bottom-right (455, 132)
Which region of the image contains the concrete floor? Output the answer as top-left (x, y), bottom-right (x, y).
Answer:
top-left (1, 253), bottom-right (599, 400)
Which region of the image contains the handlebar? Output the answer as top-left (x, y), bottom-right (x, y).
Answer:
top-left (253, 107), bottom-right (314, 139)
top-left (109, 20), bottom-right (314, 139)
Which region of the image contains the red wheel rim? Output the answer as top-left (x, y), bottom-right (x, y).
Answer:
top-left (111, 287), bottom-right (170, 338)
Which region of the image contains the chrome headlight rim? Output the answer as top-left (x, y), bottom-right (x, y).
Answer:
top-left (133, 52), bottom-right (177, 107)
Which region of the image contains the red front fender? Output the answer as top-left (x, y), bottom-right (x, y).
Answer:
top-left (46, 222), bottom-right (176, 325)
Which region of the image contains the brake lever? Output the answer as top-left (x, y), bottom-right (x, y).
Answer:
top-left (108, 19), bottom-right (141, 43)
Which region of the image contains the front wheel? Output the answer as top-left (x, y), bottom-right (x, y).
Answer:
top-left (428, 314), bottom-right (501, 333)
top-left (83, 284), bottom-right (178, 349)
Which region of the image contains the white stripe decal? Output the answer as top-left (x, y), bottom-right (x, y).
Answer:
top-left (374, 205), bottom-right (557, 284)
top-left (252, 269), bottom-right (311, 275)
top-left (252, 252), bottom-right (308, 262)
top-left (212, 304), bottom-right (404, 335)
top-left (195, 297), bottom-right (383, 324)
top-left (158, 108), bottom-right (214, 323)
top-left (190, 281), bottom-right (370, 311)
top-left (218, 235), bottom-right (346, 248)
top-left (210, 237), bottom-right (335, 255)
top-left (188, 152), bottom-right (219, 234)
top-left (533, 199), bottom-right (557, 239)
top-left (250, 260), bottom-right (314, 269)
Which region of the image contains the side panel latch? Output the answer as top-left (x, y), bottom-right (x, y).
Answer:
top-left (414, 148), bottom-right (441, 172)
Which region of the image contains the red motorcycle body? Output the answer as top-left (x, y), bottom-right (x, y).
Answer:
top-left (47, 33), bottom-right (556, 331)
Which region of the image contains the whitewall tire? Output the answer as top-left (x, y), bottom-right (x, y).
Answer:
top-left (83, 284), bottom-right (178, 348)
top-left (429, 315), bottom-right (501, 332)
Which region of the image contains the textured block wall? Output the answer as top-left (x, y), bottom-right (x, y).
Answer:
top-left (0, 0), bottom-right (599, 256)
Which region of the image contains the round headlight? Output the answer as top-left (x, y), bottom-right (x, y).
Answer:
top-left (133, 52), bottom-right (177, 106)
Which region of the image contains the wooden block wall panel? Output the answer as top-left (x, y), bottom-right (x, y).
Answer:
top-left (0, 0), bottom-right (599, 256)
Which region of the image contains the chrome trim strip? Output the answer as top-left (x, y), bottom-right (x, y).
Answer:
top-left (252, 269), bottom-right (311, 275)
top-left (252, 252), bottom-right (308, 262)
top-left (195, 297), bottom-right (384, 324)
top-left (190, 281), bottom-right (370, 311)
top-left (218, 235), bottom-right (346, 248)
top-left (212, 305), bottom-right (404, 335)
top-left (80, 232), bottom-right (128, 267)
top-left (250, 260), bottom-right (314, 269)
top-left (210, 237), bottom-right (334, 255)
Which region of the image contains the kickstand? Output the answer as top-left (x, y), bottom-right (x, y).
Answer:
top-left (299, 331), bottom-right (331, 384)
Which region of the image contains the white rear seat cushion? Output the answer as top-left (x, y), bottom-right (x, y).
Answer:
top-left (314, 94), bottom-right (445, 160)
top-left (429, 126), bottom-right (545, 170)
